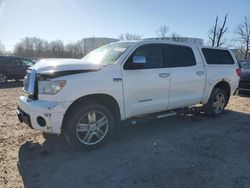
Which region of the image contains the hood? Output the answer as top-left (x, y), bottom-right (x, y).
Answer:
top-left (33, 58), bottom-right (105, 73)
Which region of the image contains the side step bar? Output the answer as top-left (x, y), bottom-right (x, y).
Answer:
top-left (123, 111), bottom-right (178, 126)
top-left (157, 112), bottom-right (177, 119)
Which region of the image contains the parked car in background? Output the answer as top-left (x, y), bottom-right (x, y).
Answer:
top-left (0, 56), bottom-right (34, 83)
top-left (239, 63), bottom-right (250, 94)
top-left (238, 61), bottom-right (250, 68)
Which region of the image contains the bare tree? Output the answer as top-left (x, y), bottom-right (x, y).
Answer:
top-left (65, 40), bottom-right (83, 58)
top-left (119, 33), bottom-right (141, 41)
top-left (208, 14), bottom-right (228, 47)
top-left (14, 43), bottom-right (24, 56)
top-left (235, 16), bottom-right (250, 60)
top-left (155, 26), bottom-right (169, 40)
top-left (209, 16), bottom-right (218, 46)
top-left (0, 41), bottom-right (5, 55)
top-left (216, 14), bottom-right (228, 47)
top-left (13, 37), bottom-right (112, 58)
top-left (33, 37), bottom-right (46, 57)
top-left (49, 40), bottom-right (64, 57)
top-left (14, 37), bottom-right (33, 57)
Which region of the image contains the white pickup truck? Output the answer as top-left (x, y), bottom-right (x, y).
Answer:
top-left (16, 40), bottom-right (240, 150)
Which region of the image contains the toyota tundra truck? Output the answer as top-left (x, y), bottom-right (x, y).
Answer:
top-left (16, 40), bottom-right (240, 150)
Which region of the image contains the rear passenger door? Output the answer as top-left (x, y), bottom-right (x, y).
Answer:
top-left (163, 44), bottom-right (206, 109)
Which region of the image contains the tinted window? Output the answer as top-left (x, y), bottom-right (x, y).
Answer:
top-left (21, 59), bottom-right (34, 66)
top-left (164, 45), bottom-right (196, 67)
top-left (0, 57), bottom-right (17, 65)
top-left (7, 58), bottom-right (18, 65)
top-left (202, 49), bottom-right (234, 65)
top-left (124, 44), bottom-right (163, 69)
top-left (0, 57), bottom-right (4, 64)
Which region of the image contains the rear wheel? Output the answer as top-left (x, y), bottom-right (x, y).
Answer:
top-left (0, 72), bottom-right (7, 84)
top-left (204, 87), bottom-right (228, 116)
top-left (63, 103), bottom-right (115, 150)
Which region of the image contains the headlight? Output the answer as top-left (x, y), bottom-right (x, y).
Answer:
top-left (38, 80), bottom-right (66, 95)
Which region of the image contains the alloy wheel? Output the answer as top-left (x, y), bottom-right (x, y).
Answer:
top-left (76, 111), bottom-right (109, 145)
top-left (213, 92), bottom-right (225, 114)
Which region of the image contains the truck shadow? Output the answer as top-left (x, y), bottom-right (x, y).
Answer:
top-left (17, 110), bottom-right (250, 188)
top-left (0, 80), bottom-right (23, 89)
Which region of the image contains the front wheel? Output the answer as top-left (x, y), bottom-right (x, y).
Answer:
top-left (204, 88), bottom-right (228, 117)
top-left (63, 103), bottom-right (115, 150)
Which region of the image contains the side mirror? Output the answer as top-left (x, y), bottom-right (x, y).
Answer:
top-left (133, 56), bottom-right (146, 64)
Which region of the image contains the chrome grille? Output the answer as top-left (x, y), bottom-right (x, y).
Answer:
top-left (23, 70), bottom-right (31, 92)
top-left (23, 69), bottom-right (36, 96)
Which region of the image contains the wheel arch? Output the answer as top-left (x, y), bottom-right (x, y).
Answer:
top-left (61, 93), bottom-right (121, 133)
top-left (213, 81), bottom-right (231, 100)
top-left (203, 80), bottom-right (231, 116)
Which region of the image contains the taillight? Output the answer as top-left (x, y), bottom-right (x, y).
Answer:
top-left (236, 68), bottom-right (241, 77)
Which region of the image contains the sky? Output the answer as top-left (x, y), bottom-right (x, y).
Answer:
top-left (0, 0), bottom-right (249, 51)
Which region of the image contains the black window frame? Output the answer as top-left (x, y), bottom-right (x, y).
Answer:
top-left (123, 44), bottom-right (164, 70)
top-left (163, 44), bottom-right (196, 68)
top-left (202, 48), bottom-right (235, 65)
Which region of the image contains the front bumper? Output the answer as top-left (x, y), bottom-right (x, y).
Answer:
top-left (16, 96), bottom-right (72, 134)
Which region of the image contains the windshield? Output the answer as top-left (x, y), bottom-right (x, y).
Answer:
top-left (82, 42), bottom-right (134, 65)
top-left (243, 63), bottom-right (250, 70)
top-left (21, 59), bottom-right (34, 67)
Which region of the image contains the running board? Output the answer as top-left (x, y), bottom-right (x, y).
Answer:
top-left (122, 111), bottom-right (177, 126)
top-left (157, 112), bottom-right (177, 119)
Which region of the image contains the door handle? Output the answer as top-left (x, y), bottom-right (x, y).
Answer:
top-left (159, 73), bottom-right (170, 78)
top-left (196, 71), bottom-right (204, 76)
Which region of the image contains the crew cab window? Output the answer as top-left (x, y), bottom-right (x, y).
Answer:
top-left (164, 45), bottom-right (196, 67)
top-left (0, 57), bottom-right (11, 64)
top-left (124, 44), bottom-right (163, 69)
top-left (0, 57), bottom-right (4, 64)
top-left (0, 58), bottom-right (12, 64)
top-left (202, 48), bottom-right (234, 65)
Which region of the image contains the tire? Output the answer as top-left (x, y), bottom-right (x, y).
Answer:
top-left (63, 103), bottom-right (115, 150)
top-left (204, 87), bottom-right (228, 117)
top-left (0, 72), bottom-right (7, 84)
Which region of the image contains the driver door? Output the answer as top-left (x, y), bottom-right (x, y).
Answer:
top-left (122, 44), bottom-right (170, 118)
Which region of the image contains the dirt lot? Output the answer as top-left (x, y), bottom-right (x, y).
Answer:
top-left (0, 82), bottom-right (250, 188)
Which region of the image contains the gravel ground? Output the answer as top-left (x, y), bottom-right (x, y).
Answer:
top-left (0, 82), bottom-right (250, 188)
